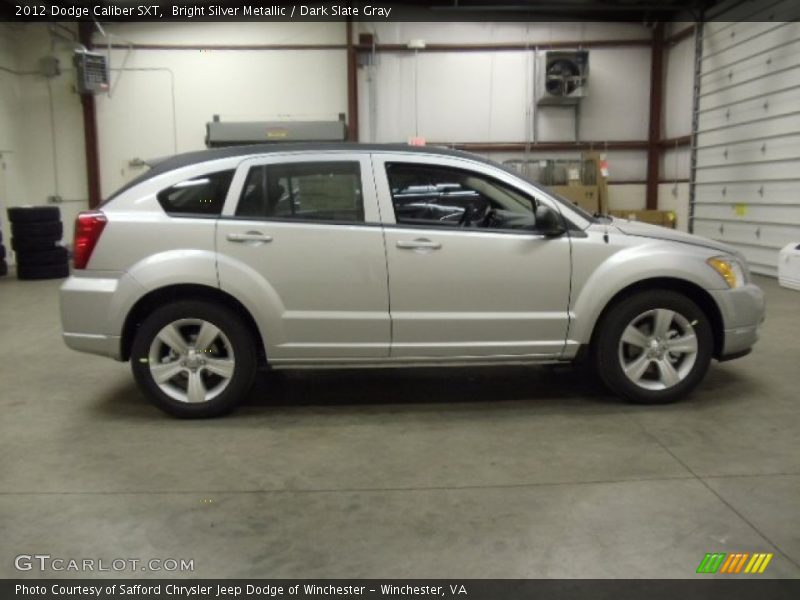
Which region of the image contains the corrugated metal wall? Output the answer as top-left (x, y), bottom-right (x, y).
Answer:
top-left (691, 2), bottom-right (800, 276)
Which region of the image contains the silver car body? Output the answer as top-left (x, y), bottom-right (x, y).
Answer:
top-left (60, 145), bottom-right (765, 369)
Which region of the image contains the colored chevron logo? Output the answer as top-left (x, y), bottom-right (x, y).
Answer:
top-left (696, 552), bottom-right (773, 574)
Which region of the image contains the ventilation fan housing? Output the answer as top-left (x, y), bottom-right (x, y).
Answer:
top-left (537, 50), bottom-right (589, 106)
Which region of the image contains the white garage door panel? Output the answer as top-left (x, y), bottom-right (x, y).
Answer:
top-left (693, 220), bottom-right (797, 247)
top-left (703, 21), bottom-right (789, 58)
top-left (696, 133), bottom-right (800, 167)
top-left (692, 12), bottom-right (800, 276)
top-left (703, 21), bottom-right (798, 68)
top-left (695, 159), bottom-right (800, 184)
top-left (701, 36), bottom-right (800, 95)
top-left (698, 67), bottom-right (800, 113)
top-left (697, 110), bottom-right (800, 147)
top-left (697, 86), bottom-right (800, 134)
top-left (694, 203), bottom-right (800, 226)
top-left (692, 222), bottom-right (785, 275)
top-left (695, 180), bottom-right (800, 205)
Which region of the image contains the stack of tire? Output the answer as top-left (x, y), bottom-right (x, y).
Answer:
top-left (0, 217), bottom-right (7, 277)
top-left (7, 206), bottom-right (69, 280)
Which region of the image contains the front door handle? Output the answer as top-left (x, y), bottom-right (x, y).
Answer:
top-left (396, 239), bottom-right (442, 250)
top-left (226, 231), bottom-right (273, 243)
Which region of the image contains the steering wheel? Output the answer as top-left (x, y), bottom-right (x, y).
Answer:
top-left (458, 201), bottom-right (490, 228)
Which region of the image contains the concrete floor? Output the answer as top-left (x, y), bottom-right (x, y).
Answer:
top-left (0, 273), bottom-right (798, 579)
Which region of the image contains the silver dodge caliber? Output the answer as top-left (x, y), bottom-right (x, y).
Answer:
top-left (60, 144), bottom-right (765, 417)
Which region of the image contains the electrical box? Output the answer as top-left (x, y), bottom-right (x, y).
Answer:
top-left (73, 51), bottom-right (109, 95)
top-left (537, 50), bottom-right (589, 106)
top-left (39, 56), bottom-right (60, 78)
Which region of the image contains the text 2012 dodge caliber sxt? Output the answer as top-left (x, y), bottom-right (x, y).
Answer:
top-left (60, 143), bottom-right (765, 418)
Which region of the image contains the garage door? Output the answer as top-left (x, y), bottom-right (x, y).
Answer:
top-left (691, 1), bottom-right (800, 276)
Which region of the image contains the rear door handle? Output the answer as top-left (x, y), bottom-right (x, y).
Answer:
top-left (226, 232), bottom-right (273, 243)
top-left (396, 239), bottom-right (442, 250)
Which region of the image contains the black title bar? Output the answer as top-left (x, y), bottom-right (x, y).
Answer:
top-left (4, 0), bottom-right (798, 22)
top-left (5, 580), bottom-right (800, 600)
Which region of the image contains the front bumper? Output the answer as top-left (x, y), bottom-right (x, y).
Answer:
top-left (708, 282), bottom-right (766, 359)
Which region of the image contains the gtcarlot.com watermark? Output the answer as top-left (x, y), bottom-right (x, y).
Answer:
top-left (14, 554), bottom-right (194, 573)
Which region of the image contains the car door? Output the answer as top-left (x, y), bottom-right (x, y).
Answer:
top-left (373, 153), bottom-right (571, 359)
top-left (217, 153), bottom-right (390, 361)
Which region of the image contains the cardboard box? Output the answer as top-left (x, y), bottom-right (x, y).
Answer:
top-left (551, 185), bottom-right (599, 214)
top-left (609, 209), bottom-right (677, 229)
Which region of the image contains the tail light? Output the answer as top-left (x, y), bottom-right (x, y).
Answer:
top-left (73, 211), bottom-right (107, 269)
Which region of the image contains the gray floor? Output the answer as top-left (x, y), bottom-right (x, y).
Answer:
top-left (0, 273), bottom-right (798, 579)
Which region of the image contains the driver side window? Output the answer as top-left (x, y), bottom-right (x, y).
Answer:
top-left (386, 163), bottom-right (536, 231)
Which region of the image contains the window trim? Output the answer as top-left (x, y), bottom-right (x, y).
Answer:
top-left (235, 160), bottom-right (365, 224)
top-left (156, 169), bottom-right (235, 218)
top-left (371, 153), bottom-right (588, 232)
top-left (384, 161), bottom-right (540, 234)
top-left (221, 153), bottom-right (381, 224)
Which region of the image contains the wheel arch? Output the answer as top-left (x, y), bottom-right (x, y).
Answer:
top-left (120, 284), bottom-right (267, 366)
top-left (586, 277), bottom-right (725, 360)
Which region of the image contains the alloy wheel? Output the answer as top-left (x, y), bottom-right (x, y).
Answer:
top-left (148, 318), bottom-right (235, 404)
top-left (617, 308), bottom-right (698, 391)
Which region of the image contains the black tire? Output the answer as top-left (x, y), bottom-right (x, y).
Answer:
top-left (11, 237), bottom-right (58, 252)
top-left (131, 300), bottom-right (257, 418)
top-left (0, 260), bottom-right (7, 277)
top-left (7, 206), bottom-right (61, 224)
top-left (11, 220), bottom-right (63, 240)
top-left (16, 262), bottom-right (69, 280)
top-left (593, 290), bottom-right (713, 405)
top-left (16, 246), bottom-right (68, 267)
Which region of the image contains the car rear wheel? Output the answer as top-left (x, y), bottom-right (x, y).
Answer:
top-left (593, 290), bottom-right (713, 404)
top-left (131, 300), bottom-right (257, 418)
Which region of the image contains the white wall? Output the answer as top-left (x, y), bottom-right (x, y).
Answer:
top-left (1, 20), bottom-right (664, 252)
top-left (92, 22), bottom-right (347, 194)
top-left (358, 23), bottom-right (652, 139)
top-left (0, 23), bottom-right (87, 260)
top-left (0, 25), bottom-right (20, 256)
top-left (357, 21), bottom-right (654, 211)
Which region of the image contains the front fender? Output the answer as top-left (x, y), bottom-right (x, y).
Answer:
top-left (568, 240), bottom-right (725, 345)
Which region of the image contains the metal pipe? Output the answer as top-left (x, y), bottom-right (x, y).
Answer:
top-left (688, 21), bottom-right (705, 234)
top-left (46, 78), bottom-right (59, 197)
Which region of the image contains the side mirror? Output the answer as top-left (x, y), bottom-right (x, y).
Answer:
top-left (534, 205), bottom-right (566, 237)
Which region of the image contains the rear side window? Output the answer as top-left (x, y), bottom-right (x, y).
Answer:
top-left (236, 161), bottom-right (363, 223)
top-left (157, 170), bottom-right (234, 216)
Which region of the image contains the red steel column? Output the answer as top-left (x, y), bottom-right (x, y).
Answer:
top-left (78, 22), bottom-right (102, 208)
top-left (646, 23), bottom-right (665, 211)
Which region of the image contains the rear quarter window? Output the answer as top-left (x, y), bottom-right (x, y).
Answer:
top-left (157, 170), bottom-right (234, 216)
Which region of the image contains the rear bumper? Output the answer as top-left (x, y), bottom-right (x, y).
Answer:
top-left (59, 271), bottom-right (142, 361)
top-left (62, 332), bottom-right (121, 359)
top-left (709, 283), bottom-right (766, 359)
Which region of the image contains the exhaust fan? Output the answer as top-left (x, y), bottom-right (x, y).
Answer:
top-left (73, 50), bottom-right (109, 95)
top-left (537, 50), bottom-right (589, 106)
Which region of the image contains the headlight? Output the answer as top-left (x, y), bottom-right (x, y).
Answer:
top-left (707, 256), bottom-right (746, 288)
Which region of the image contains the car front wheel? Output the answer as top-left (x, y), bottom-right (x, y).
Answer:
top-left (131, 300), bottom-right (257, 418)
top-left (594, 290), bottom-right (714, 404)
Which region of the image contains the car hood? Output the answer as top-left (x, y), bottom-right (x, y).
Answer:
top-left (611, 218), bottom-right (742, 256)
